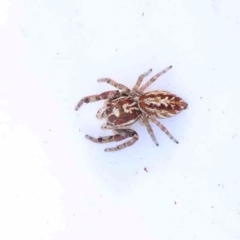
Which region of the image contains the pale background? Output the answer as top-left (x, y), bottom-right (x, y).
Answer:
top-left (0, 0), bottom-right (240, 239)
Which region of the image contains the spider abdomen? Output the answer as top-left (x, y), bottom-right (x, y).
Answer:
top-left (138, 90), bottom-right (188, 118)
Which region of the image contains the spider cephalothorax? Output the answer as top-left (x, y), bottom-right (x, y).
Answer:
top-left (75, 66), bottom-right (188, 152)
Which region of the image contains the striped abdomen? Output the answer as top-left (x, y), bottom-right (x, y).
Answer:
top-left (138, 90), bottom-right (188, 118)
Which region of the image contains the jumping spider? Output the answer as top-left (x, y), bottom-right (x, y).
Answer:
top-left (75, 65), bottom-right (188, 152)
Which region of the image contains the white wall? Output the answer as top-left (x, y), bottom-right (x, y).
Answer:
top-left (1, 0), bottom-right (240, 239)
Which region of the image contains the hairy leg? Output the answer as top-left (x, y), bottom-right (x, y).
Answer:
top-left (138, 65), bottom-right (172, 93)
top-left (132, 68), bottom-right (152, 92)
top-left (75, 90), bottom-right (120, 111)
top-left (149, 116), bottom-right (178, 144)
top-left (97, 78), bottom-right (131, 93)
top-left (96, 106), bottom-right (107, 119)
top-left (101, 124), bottom-right (130, 130)
top-left (140, 116), bottom-right (159, 146)
top-left (85, 129), bottom-right (139, 152)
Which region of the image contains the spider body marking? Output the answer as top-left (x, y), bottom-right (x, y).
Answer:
top-left (75, 66), bottom-right (188, 152)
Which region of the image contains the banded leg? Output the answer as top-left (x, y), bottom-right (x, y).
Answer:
top-left (97, 78), bottom-right (131, 93)
top-left (138, 65), bottom-right (172, 93)
top-left (140, 116), bottom-right (159, 146)
top-left (132, 68), bottom-right (152, 92)
top-left (96, 106), bottom-right (107, 119)
top-left (101, 124), bottom-right (131, 130)
top-left (149, 116), bottom-right (178, 144)
top-left (75, 90), bottom-right (120, 111)
top-left (85, 129), bottom-right (139, 152)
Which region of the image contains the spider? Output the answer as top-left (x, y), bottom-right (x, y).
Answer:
top-left (75, 65), bottom-right (188, 152)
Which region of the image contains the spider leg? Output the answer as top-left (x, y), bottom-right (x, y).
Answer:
top-left (85, 133), bottom-right (123, 144)
top-left (101, 124), bottom-right (130, 130)
top-left (138, 65), bottom-right (172, 93)
top-left (86, 129), bottom-right (139, 152)
top-left (149, 116), bottom-right (179, 144)
top-left (132, 68), bottom-right (152, 92)
top-left (140, 116), bottom-right (159, 146)
top-left (75, 90), bottom-right (120, 111)
top-left (96, 106), bottom-right (107, 119)
top-left (106, 129), bottom-right (139, 152)
top-left (97, 78), bottom-right (131, 93)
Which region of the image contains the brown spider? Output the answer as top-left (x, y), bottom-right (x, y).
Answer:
top-left (75, 66), bottom-right (188, 152)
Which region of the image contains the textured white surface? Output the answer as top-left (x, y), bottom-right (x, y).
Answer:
top-left (1, 0), bottom-right (240, 239)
